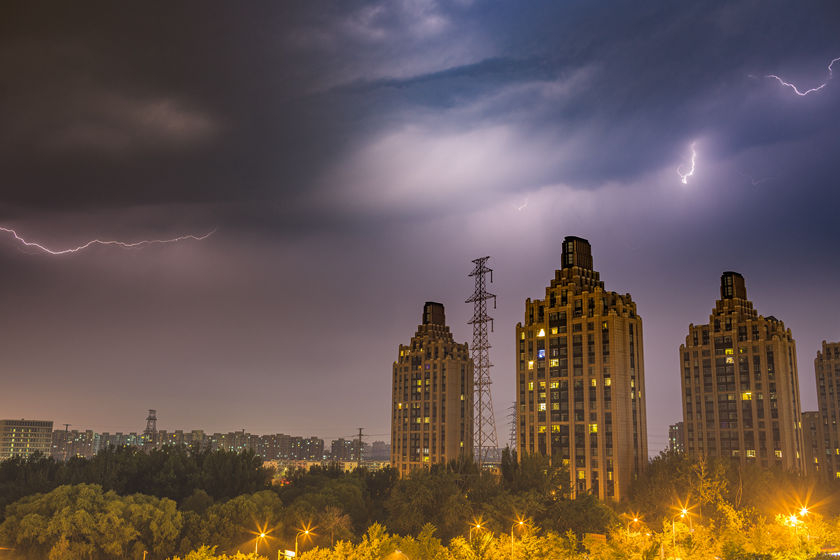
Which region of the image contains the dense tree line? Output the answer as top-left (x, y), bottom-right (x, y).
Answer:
top-left (626, 451), bottom-right (840, 525)
top-left (2, 446), bottom-right (840, 559)
top-left (0, 446), bottom-right (271, 517)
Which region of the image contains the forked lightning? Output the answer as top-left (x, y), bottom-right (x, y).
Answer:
top-left (0, 226), bottom-right (215, 255)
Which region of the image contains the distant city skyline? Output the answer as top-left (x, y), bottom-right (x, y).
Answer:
top-left (1, 3), bottom-right (839, 454)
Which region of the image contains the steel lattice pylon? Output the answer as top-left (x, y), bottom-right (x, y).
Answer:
top-left (507, 401), bottom-right (517, 452)
top-left (466, 256), bottom-right (499, 467)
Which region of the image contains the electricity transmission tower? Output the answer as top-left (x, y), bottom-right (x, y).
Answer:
top-left (143, 409), bottom-right (157, 449)
top-left (467, 256), bottom-right (499, 468)
top-left (507, 402), bottom-right (517, 452)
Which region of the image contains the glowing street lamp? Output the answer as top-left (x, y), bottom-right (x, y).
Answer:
top-left (255, 532), bottom-right (267, 555)
top-left (671, 504), bottom-right (693, 550)
top-left (295, 525), bottom-right (315, 557)
top-left (510, 517), bottom-right (528, 557)
top-left (623, 512), bottom-right (641, 536)
top-left (469, 519), bottom-right (486, 541)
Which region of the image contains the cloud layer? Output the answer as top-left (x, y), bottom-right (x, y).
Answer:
top-left (1, 0), bottom-right (839, 449)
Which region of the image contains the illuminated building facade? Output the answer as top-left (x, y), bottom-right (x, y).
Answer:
top-left (391, 302), bottom-right (474, 475)
top-left (0, 419), bottom-right (54, 460)
top-left (680, 272), bottom-right (804, 471)
top-left (814, 341), bottom-right (840, 479)
top-left (801, 410), bottom-right (825, 478)
top-left (669, 422), bottom-right (685, 454)
top-left (516, 236), bottom-right (647, 501)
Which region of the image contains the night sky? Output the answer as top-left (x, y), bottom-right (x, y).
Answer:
top-left (2, 2), bottom-right (839, 452)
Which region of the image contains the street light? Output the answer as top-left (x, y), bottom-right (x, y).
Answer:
top-left (672, 510), bottom-right (689, 550)
top-left (510, 517), bottom-right (527, 557)
top-left (256, 532), bottom-right (267, 555)
top-left (469, 518), bottom-right (487, 542)
top-left (623, 513), bottom-right (641, 537)
top-left (680, 508), bottom-right (693, 532)
top-left (295, 525), bottom-right (314, 557)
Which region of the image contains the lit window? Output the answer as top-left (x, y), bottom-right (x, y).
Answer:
top-left (577, 470), bottom-right (585, 480)
top-left (538, 349), bottom-right (546, 359)
top-left (590, 379), bottom-right (597, 387)
top-left (528, 382), bottom-right (534, 390)
top-left (528, 361), bottom-right (534, 370)
top-left (604, 378), bottom-right (611, 386)
top-left (725, 348), bottom-right (734, 355)
top-left (520, 332), bottom-right (525, 340)
top-left (775, 450), bottom-right (782, 458)
top-left (746, 449), bottom-right (755, 457)
top-left (538, 403), bottom-right (546, 411)
top-left (537, 329), bottom-right (546, 337)
top-left (725, 357), bottom-right (734, 364)
top-left (552, 425), bottom-right (561, 432)
top-left (539, 381), bottom-right (546, 389)
top-left (538, 426), bottom-right (546, 433)
top-left (550, 327), bottom-right (558, 335)
top-left (741, 392), bottom-right (752, 400)
top-left (550, 358), bottom-right (559, 367)
top-left (589, 423), bottom-right (598, 433)
top-left (550, 381), bottom-right (559, 389)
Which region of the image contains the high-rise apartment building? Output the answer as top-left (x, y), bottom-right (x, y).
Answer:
top-left (680, 272), bottom-right (804, 471)
top-left (669, 422), bottom-right (685, 454)
top-left (814, 341), bottom-right (840, 479)
top-left (391, 302), bottom-right (474, 475)
top-left (0, 419), bottom-right (54, 460)
top-left (516, 236), bottom-right (647, 500)
top-left (801, 410), bottom-right (825, 478)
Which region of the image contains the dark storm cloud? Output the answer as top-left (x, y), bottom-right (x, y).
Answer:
top-left (3, 1), bottom-right (838, 217)
top-left (2, 0), bottom-right (840, 442)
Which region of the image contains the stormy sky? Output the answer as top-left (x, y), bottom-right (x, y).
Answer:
top-left (1, 1), bottom-right (839, 451)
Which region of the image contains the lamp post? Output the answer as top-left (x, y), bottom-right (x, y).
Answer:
top-left (255, 532), bottom-right (267, 555)
top-left (295, 529), bottom-right (310, 557)
top-left (681, 508), bottom-right (692, 532)
top-left (625, 516), bottom-right (639, 537)
top-left (510, 520), bottom-right (526, 557)
top-left (469, 522), bottom-right (483, 541)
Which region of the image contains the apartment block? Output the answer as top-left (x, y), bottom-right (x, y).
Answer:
top-left (391, 302), bottom-right (474, 475)
top-left (516, 236), bottom-right (647, 500)
top-left (680, 272), bottom-right (804, 471)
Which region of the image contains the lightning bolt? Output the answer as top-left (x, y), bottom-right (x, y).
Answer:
top-left (0, 226), bottom-right (216, 255)
top-left (766, 56), bottom-right (840, 96)
top-left (677, 142), bottom-right (697, 185)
